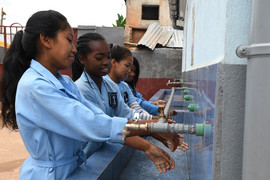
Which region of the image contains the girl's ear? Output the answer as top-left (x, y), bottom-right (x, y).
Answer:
top-left (111, 58), bottom-right (117, 66)
top-left (78, 54), bottom-right (86, 65)
top-left (39, 34), bottom-right (51, 48)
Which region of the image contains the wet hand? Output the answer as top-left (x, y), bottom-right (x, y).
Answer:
top-left (167, 119), bottom-right (176, 123)
top-left (152, 100), bottom-right (166, 106)
top-left (152, 133), bottom-right (180, 152)
top-left (176, 134), bottom-right (189, 152)
top-left (145, 145), bottom-right (175, 174)
top-left (169, 109), bottom-right (177, 116)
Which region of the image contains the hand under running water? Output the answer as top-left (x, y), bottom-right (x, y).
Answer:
top-left (152, 133), bottom-right (189, 152)
top-left (151, 100), bottom-right (166, 106)
top-left (145, 144), bottom-right (175, 174)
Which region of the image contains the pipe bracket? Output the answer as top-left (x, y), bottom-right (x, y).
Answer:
top-left (236, 43), bottom-right (270, 58)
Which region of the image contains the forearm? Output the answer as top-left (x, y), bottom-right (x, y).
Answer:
top-left (124, 136), bottom-right (151, 152)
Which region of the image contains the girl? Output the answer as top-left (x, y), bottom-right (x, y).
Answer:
top-left (107, 44), bottom-right (156, 120)
top-left (0, 10), bottom-right (179, 179)
top-left (126, 57), bottom-right (178, 118)
top-left (125, 57), bottom-right (166, 116)
top-left (72, 33), bottom-right (183, 173)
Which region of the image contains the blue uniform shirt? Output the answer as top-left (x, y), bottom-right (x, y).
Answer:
top-left (104, 75), bottom-right (153, 120)
top-left (75, 72), bottom-right (134, 158)
top-left (104, 75), bottom-right (136, 106)
top-left (15, 60), bottom-right (127, 180)
top-left (128, 84), bottom-right (159, 116)
top-left (75, 71), bottom-right (134, 120)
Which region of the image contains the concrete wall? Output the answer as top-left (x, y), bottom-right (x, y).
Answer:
top-left (131, 48), bottom-right (182, 79)
top-left (213, 64), bottom-right (246, 180)
top-left (131, 48), bottom-right (182, 100)
top-left (77, 26), bottom-right (124, 46)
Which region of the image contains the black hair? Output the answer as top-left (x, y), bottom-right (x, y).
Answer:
top-left (126, 57), bottom-right (140, 93)
top-left (132, 57), bottom-right (140, 86)
top-left (0, 10), bottom-right (69, 130)
top-left (109, 44), bottom-right (132, 63)
top-left (72, 33), bottom-right (106, 81)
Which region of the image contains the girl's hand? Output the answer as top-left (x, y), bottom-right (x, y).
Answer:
top-left (145, 145), bottom-right (175, 173)
top-left (176, 134), bottom-right (189, 152)
top-left (169, 109), bottom-right (177, 116)
top-left (167, 119), bottom-right (176, 123)
top-left (152, 100), bottom-right (166, 106)
top-left (152, 133), bottom-right (179, 152)
top-left (152, 133), bottom-right (188, 152)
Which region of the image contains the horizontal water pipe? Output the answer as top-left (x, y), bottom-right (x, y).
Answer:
top-left (121, 122), bottom-right (210, 141)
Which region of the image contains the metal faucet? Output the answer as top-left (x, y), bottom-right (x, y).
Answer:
top-left (121, 122), bottom-right (198, 141)
top-left (166, 78), bottom-right (183, 87)
top-left (158, 105), bottom-right (167, 123)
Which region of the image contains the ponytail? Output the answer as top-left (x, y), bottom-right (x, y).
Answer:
top-left (72, 54), bottom-right (84, 81)
top-left (0, 10), bottom-right (69, 130)
top-left (0, 30), bottom-right (31, 129)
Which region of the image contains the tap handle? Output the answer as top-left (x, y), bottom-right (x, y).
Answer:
top-left (133, 110), bottom-right (142, 123)
top-left (158, 105), bottom-right (167, 123)
top-left (121, 129), bottom-right (130, 141)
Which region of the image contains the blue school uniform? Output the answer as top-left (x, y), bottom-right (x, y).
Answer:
top-left (15, 60), bottom-right (127, 180)
top-left (104, 75), bottom-right (136, 106)
top-left (128, 84), bottom-right (159, 116)
top-left (75, 72), bottom-right (134, 157)
top-left (75, 71), bottom-right (134, 120)
top-left (104, 75), bottom-right (152, 120)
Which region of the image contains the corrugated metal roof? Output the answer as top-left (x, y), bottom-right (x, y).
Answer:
top-left (137, 22), bottom-right (183, 50)
top-left (164, 26), bottom-right (184, 48)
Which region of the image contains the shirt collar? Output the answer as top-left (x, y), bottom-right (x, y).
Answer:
top-left (30, 59), bottom-right (65, 90)
top-left (82, 71), bottom-right (108, 89)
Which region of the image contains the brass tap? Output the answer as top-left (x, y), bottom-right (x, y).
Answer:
top-left (158, 105), bottom-right (167, 123)
top-left (121, 123), bottom-right (149, 141)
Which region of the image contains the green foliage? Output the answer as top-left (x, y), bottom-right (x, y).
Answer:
top-left (112, 14), bottom-right (126, 27)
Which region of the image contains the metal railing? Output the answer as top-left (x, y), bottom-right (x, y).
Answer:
top-left (0, 24), bottom-right (24, 62)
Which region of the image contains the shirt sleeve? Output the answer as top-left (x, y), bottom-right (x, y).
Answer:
top-left (16, 77), bottom-right (127, 144)
top-left (130, 86), bottom-right (158, 116)
top-left (135, 96), bottom-right (159, 116)
top-left (129, 101), bottom-right (152, 120)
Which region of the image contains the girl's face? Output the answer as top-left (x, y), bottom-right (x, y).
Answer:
top-left (126, 64), bottom-right (136, 83)
top-left (45, 25), bottom-right (77, 75)
top-left (79, 40), bottom-right (110, 78)
top-left (112, 55), bottom-right (133, 80)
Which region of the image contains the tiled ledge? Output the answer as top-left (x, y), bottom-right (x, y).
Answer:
top-left (67, 142), bottom-right (134, 179)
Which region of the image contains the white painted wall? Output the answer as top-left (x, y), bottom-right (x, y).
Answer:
top-left (182, 0), bottom-right (251, 72)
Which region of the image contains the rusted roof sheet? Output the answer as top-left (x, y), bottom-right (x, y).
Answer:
top-left (137, 22), bottom-right (183, 50)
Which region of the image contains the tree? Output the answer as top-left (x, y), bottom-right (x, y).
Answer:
top-left (112, 13), bottom-right (126, 27)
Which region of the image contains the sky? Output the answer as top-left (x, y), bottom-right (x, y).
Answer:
top-left (0, 0), bottom-right (126, 27)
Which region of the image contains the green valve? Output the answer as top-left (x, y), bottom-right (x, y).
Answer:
top-left (182, 86), bottom-right (188, 90)
top-left (188, 104), bottom-right (200, 112)
top-left (183, 89), bottom-right (189, 94)
top-left (184, 95), bottom-right (194, 101)
top-left (196, 124), bottom-right (204, 136)
top-left (180, 79), bottom-right (184, 83)
top-left (204, 124), bottom-right (211, 138)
